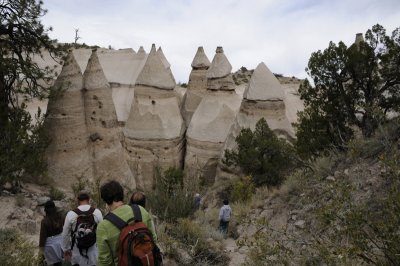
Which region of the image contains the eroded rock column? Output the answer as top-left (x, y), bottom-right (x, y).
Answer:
top-left (124, 45), bottom-right (185, 191)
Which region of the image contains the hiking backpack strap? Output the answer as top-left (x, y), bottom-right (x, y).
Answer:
top-left (70, 208), bottom-right (81, 250)
top-left (104, 212), bottom-right (128, 230)
top-left (104, 204), bottom-right (142, 229)
top-left (72, 206), bottom-right (96, 217)
top-left (130, 204), bottom-right (142, 222)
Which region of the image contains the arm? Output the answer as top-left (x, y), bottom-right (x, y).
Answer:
top-left (61, 212), bottom-right (71, 252)
top-left (219, 207), bottom-right (223, 221)
top-left (141, 207), bottom-right (158, 243)
top-left (97, 222), bottom-right (114, 266)
top-left (94, 209), bottom-right (104, 223)
top-left (39, 219), bottom-right (46, 247)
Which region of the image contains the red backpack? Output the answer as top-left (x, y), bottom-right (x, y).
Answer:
top-left (104, 204), bottom-right (163, 266)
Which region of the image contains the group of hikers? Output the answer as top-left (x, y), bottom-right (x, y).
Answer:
top-left (39, 180), bottom-right (232, 266)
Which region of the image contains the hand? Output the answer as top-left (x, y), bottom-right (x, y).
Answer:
top-left (64, 250), bottom-right (72, 261)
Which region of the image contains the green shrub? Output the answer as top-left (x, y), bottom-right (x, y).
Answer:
top-left (223, 118), bottom-right (298, 187)
top-left (88, 175), bottom-right (106, 212)
top-left (71, 174), bottom-right (88, 198)
top-left (0, 228), bottom-right (39, 266)
top-left (230, 175), bottom-right (254, 203)
top-left (166, 218), bottom-right (229, 265)
top-left (48, 186), bottom-right (65, 200)
top-left (148, 167), bottom-right (197, 222)
top-left (69, 175), bottom-right (106, 212)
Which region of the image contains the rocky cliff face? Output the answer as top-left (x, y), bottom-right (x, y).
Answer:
top-left (40, 45), bottom-right (302, 191)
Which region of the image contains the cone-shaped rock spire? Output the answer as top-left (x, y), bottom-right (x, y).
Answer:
top-left (206, 47), bottom-right (232, 78)
top-left (191, 46), bottom-right (211, 69)
top-left (45, 52), bottom-right (93, 188)
top-left (243, 62), bottom-right (284, 101)
top-left (182, 46), bottom-right (211, 126)
top-left (157, 47), bottom-right (171, 69)
top-left (216, 62), bottom-right (294, 182)
top-left (184, 46), bottom-right (240, 182)
top-left (136, 44), bottom-right (176, 90)
top-left (84, 49), bottom-right (110, 92)
top-left (137, 46), bottom-right (146, 55)
top-left (83, 49), bottom-right (135, 186)
top-left (206, 46), bottom-right (235, 91)
top-left (125, 45), bottom-right (183, 191)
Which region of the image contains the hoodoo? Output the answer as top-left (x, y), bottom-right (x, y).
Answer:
top-left (182, 46), bottom-right (211, 126)
top-left (124, 44), bottom-right (185, 191)
top-left (184, 47), bottom-right (241, 184)
top-left (217, 62), bottom-right (294, 180)
top-left (83, 49), bottom-right (135, 187)
top-left (206, 46), bottom-right (235, 91)
top-left (157, 47), bottom-right (171, 69)
top-left (45, 52), bottom-right (93, 188)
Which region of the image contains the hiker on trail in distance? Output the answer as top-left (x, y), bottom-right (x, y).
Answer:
top-left (97, 180), bottom-right (159, 266)
top-left (194, 193), bottom-right (201, 209)
top-left (39, 200), bottom-right (64, 266)
top-left (62, 191), bottom-right (103, 266)
top-left (219, 199), bottom-right (232, 238)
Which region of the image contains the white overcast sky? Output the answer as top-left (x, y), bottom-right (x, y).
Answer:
top-left (41, 0), bottom-right (400, 83)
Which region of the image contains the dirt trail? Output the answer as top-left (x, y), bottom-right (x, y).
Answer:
top-left (223, 237), bottom-right (246, 266)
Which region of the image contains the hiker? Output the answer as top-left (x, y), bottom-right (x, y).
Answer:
top-left (129, 191), bottom-right (146, 207)
top-left (61, 191), bottom-right (103, 266)
top-left (97, 180), bottom-right (161, 266)
top-left (219, 199), bottom-right (232, 238)
top-left (194, 193), bottom-right (201, 209)
top-left (39, 200), bottom-right (64, 266)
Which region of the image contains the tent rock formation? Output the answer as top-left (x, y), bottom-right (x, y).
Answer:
top-left (182, 46), bottom-right (211, 126)
top-left (124, 44), bottom-right (185, 191)
top-left (184, 47), bottom-right (242, 184)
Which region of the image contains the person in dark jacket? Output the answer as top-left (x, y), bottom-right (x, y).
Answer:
top-left (39, 200), bottom-right (64, 266)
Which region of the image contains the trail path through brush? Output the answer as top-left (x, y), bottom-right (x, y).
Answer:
top-left (223, 237), bottom-right (246, 265)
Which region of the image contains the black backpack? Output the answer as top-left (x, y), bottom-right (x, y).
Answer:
top-left (104, 204), bottom-right (163, 266)
top-left (71, 207), bottom-right (97, 258)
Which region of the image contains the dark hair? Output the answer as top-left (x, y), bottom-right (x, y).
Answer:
top-left (43, 200), bottom-right (63, 234)
top-left (129, 191), bottom-right (146, 207)
top-left (44, 200), bottom-right (56, 215)
top-left (223, 199), bottom-right (229, 205)
top-left (100, 180), bottom-right (124, 205)
top-left (77, 191), bottom-right (90, 201)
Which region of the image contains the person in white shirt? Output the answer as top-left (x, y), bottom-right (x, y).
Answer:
top-left (219, 199), bottom-right (232, 239)
top-left (61, 191), bottom-right (103, 266)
